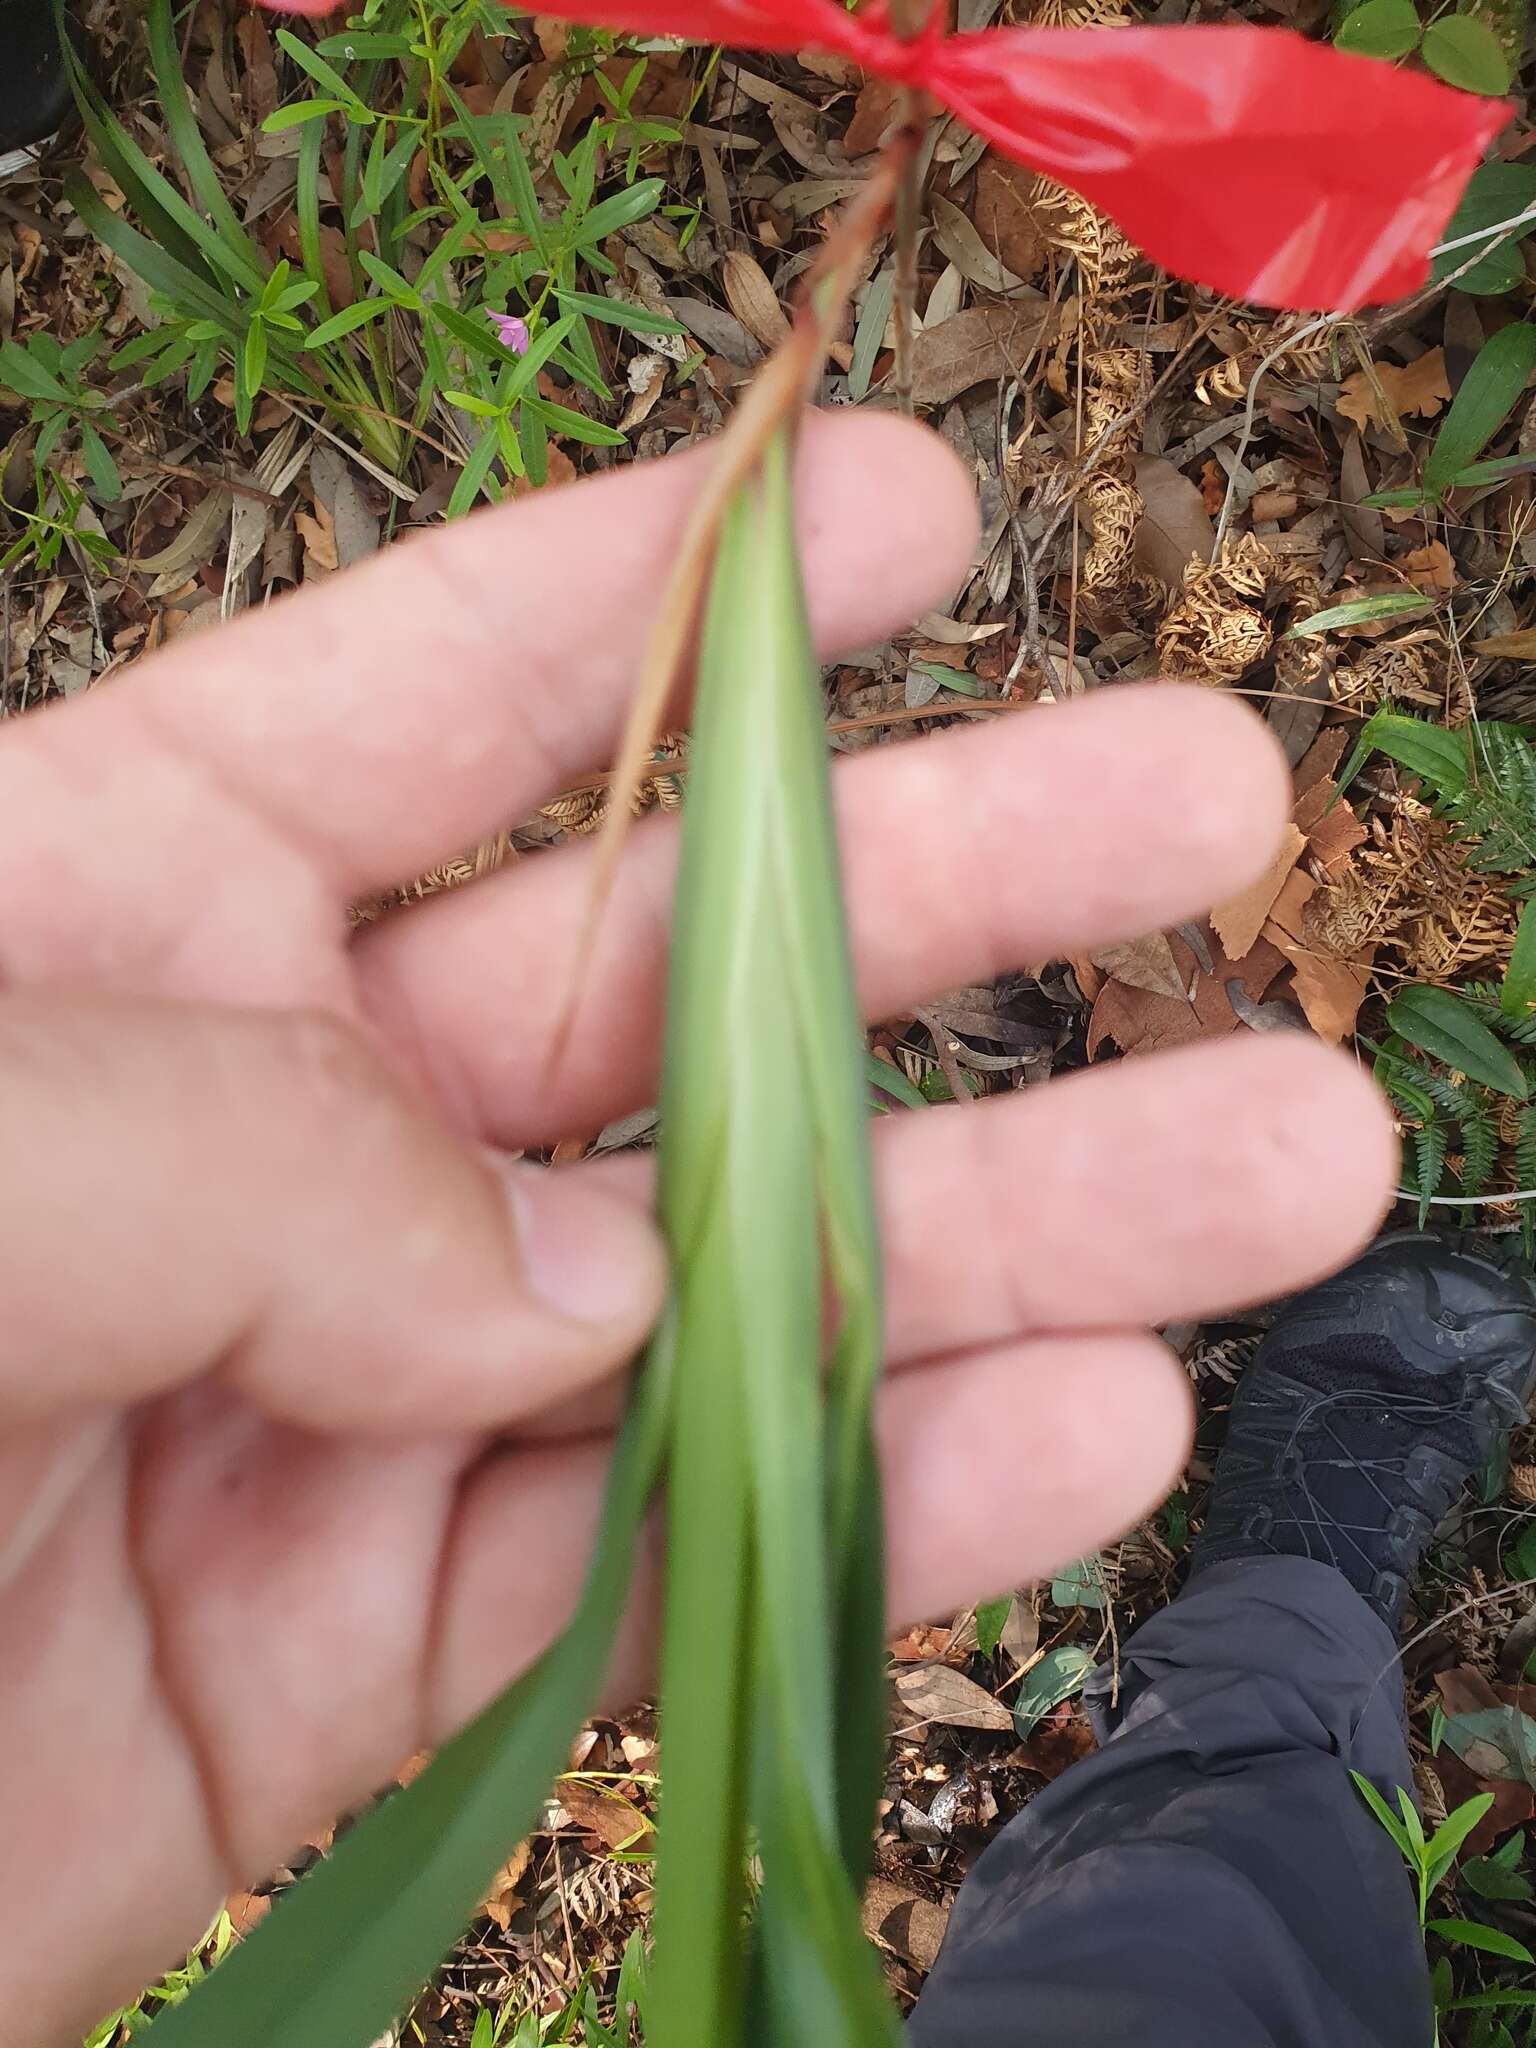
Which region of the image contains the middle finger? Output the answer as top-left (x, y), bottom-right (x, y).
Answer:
top-left (357, 684), bottom-right (1291, 1144)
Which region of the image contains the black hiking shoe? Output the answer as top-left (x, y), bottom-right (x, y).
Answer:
top-left (1191, 1232), bottom-right (1536, 1628)
top-left (0, 0), bottom-right (71, 164)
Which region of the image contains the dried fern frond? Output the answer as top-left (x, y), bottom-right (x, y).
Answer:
top-left (1030, 177), bottom-right (1137, 300)
top-left (1311, 798), bottom-right (1518, 980)
top-left (1195, 314), bottom-right (1338, 406)
top-left (1331, 641), bottom-right (1448, 719)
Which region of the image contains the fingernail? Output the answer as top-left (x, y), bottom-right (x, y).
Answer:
top-left (497, 1157), bottom-right (667, 1331)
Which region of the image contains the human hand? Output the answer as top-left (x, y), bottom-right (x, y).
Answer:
top-left (0, 412), bottom-right (1394, 2040)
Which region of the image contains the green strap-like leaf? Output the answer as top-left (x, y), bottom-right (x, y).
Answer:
top-left (150, 1362), bottom-right (670, 2048)
top-left (1388, 985), bottom-right (1530, 1100)
top-left (1426, 322), bottom-right (1536, 495)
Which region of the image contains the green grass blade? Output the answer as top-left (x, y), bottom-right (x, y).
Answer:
top-left (62, 173), bottom-right (232, 328)
top-left (148, 1358), bottom-right (672, 2048)
top-left (145, 0), bottom-right (265, 268)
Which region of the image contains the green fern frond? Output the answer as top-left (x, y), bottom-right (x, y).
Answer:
top-left (1443, 727), bottom-right (1536, 878)
top-left (1459, 1100), bottom-right (1499, 1196)
top-left (1455, 985), bottom-right (1536, 1047)
top-left (1410, 1120), bottom-right (1449, 1226)
top-left (1516, 1105), bottom-right (1536, 1196)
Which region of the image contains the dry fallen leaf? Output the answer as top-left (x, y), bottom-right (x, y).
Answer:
top-left (843, 75), bottom-right (902, 156)
top-left (1211, 823), bottom-right (1305, 962)
top-left (1087, 929), bottom-right (1287, 1058)
top-left (1260, 866), bottom-right (1371, 1043)
top-left (295, 503), bottom-right (338, 577)
top-left (1133, 456), bottom-right (1216, 588)
top-left (1336, 347), bottom-right (1451, 432)
top-left (969, 152), bottom-right (1047, 283)
top-left (887, 1623), bottom-right (953, 1664)
top-left (224, 1890), bottom-right (272, 1939)
top-left (552, 1779), bottom-right (654, 1852)
top-left (861, 1879), bottom-right (952, 1972)
top-left (1472, 628), bottom-right (1536, 659)
top-left (1091, 930), bottom-right (1186, 1001)
top-left (1402, 540), bottom-right (1456, 595)
top-left (480, 1840), bottom-right (533, 1932)
top-left (908, 300), bottom-right (1050, 408)
top-left (720, 250), bottom-right (791, 350)
top-left (1338, 429), bottom-right (1386, 563)
top-left (892, 1663), bottom-right (1013, 1732)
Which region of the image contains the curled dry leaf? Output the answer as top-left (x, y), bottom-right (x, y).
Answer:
top-left (720, 250), bottom-right (791, 349)
top-left (1401, 540), bottom-right (1456, 595)
top-left (1087, 926), bottom-right (1288, 1058)
top-left (551, 1780), bottom-right (655, 1852)
top-left (843, 74), bottom-right (901, 156)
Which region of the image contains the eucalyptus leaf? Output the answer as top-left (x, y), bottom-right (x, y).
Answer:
top-left (1013, 1647), bottom-right (1094, 1737)
top-left (1050, 1557), bottom-right (1107, 1611)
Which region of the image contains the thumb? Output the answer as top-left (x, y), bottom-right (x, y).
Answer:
top-left (0, 991), bottom-right (666, 1437)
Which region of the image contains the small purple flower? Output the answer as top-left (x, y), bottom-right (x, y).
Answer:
top-left (486, 309), bottom-right (530, 355)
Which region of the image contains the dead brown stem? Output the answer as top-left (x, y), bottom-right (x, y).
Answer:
top-left (543, 135), bottom-right (917, 1074)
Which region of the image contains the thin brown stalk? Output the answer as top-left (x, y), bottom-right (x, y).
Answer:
top-left (892, 103), bottom-right (922, 419)
top-left (544, 136), bottom-right (916, 1072)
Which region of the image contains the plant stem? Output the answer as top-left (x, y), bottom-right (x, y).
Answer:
top-left (892, 107), bottom-right (920, 419)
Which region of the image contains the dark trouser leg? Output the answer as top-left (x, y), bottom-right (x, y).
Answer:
top-left (0, 1), bottom-right (70, 154)
top-left (908, 1557), bottom-right (1430, 2048)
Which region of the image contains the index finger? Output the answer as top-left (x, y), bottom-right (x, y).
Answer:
top-left (0, 414), bottom-right (977, 951)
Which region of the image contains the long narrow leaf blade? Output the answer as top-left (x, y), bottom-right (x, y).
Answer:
top-left (152, 1370), bottom-right (671, 2048)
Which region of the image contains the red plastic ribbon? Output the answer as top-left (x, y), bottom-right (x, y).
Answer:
top-left (263, 0), bottom-right (1505, 312)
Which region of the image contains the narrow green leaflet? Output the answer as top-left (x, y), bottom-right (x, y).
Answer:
top-left (556, 288), bottom-right (685, 337)
top-left (1425, 1918), bottom-right (1534, 1964)
top-left (1387, 985), bottom-right (1530, 1099)
top-left (1502, 897), bottom-right (1536, 1018)
top-left (1425, 322), bottom-right (1536, 496)
top-left (1287, 592), bottom-right (1431, 638)
top-left (974, 1596), bottom-right (1013, 1658)
top-left (145, 1365), bottom-right (669, 2048)
top-left (1334, 708), bottom-right (1469, 802)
